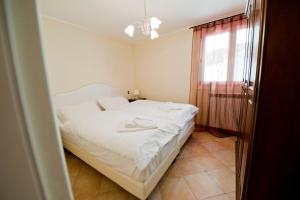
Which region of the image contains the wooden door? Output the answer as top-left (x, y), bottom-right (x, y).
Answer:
top-left (236, 0), bottom-right (254, 198)
top-left (236, 0), bottom-right (264, 199)
top-left (244, 0), bottom-right (300, 199)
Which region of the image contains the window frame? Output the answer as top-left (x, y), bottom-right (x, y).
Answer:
top-left (201, 27), bottom-right (247, 83)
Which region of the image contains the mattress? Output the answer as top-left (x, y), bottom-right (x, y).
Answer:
top-left (178, 119), bottom-right (195, 147)
top-left (61, 127), bottom-right (178, 182)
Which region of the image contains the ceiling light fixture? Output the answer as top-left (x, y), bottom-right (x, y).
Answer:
top-left (124, 0), bottom-right (161, 39)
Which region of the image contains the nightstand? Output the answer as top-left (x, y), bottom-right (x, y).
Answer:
top-left (128, 98), bottom-right (146, 102)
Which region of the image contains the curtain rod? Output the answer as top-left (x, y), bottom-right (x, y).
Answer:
top-left (189, 13), bottom-right (246, 29)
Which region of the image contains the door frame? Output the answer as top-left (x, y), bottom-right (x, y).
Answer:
top-left (0, 0), bottom-right (73, 199)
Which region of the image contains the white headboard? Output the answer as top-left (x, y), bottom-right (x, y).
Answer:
top-left (53, 83), bottom-right (121, 107)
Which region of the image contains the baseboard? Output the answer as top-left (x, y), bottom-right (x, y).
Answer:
top-left (195, 125), bottom-right (238, 138)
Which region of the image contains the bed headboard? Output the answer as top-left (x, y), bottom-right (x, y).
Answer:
top-left (54, 83), bottom-right (121, 107)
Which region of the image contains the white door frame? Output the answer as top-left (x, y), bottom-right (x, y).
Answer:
top-left (0, 0), bottom-right (73, 199)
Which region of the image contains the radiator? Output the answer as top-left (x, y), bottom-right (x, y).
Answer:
top-left (207, 93), bottom-right (242, 131)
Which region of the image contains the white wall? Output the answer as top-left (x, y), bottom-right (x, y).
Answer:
top-left (42, 17), bottom-right (193, 102)
top-left (42, 17), bottom-right (136, 96)
top-left (134, 29), bottom-right (193, 103)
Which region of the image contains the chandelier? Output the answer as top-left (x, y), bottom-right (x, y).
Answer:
top-left (124, 0), bottom-right (161, 39)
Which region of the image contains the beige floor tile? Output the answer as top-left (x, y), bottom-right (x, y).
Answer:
top-left (79, 163), bottom-right (102, 177)
top-left (65, 152), bottom-right (83, 177)
top-left (182, 142), bottom-right (211, 158)
top-left (99, 176), bottom-right (123, 193)
top-left (207, 136), bottom-right (236, 152)
top-left (73, 169), bottom-right (102, 197)
top-left (225, 136), bottom-right (237, 143)
top-left (184, 172), bottom-right (223, 200)
top-left (207, 168), bottom-right (236, 193)
top-left (196, 155), bottom-right (227, 171)
top-left (219, 140), bottom-right (235, 151)
top-left (148, 186), bottom-right (162, 200)
top-left (213, 136), bottom-right (236, 143)
top-left (229, 166), bottom-right (236, 173)
top-left (70, 176), bottom-right (77, 194)
top-left (98, 190), bottom-right (138, 200)
top-left (65, 132), bottom-right (236, 200)
top-left (177, 144), bottom-right (210, 163)
top-left (163, 162), bottom-right (182, 178)
top-left (177, 147), bottom-right (197, 160)
top-left (212, 150), bottom-right (235, 167)
top-left (201, 141), bottom-right (231, 153)
top-left (191, 132), bottom-right (218, 143)
top-left (226, 192), bottom-right (236, 200)
top-left (159, 177), bottom-right (196, 200)
top-left (170, 158), bottom-right (207, 176)
top-left (205, 194), bottom-right (230, 200)
top-left (75, 193), bottom-right (98, 200)
top-left (214, 141), bottom-right (235, 148)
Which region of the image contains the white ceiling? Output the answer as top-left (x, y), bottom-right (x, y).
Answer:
top-left (39, 0), bottom-right (246, 42)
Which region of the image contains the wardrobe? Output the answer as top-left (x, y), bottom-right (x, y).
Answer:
top-left (236, 0), bottom-right (263, 198)
top-left (236, 0), bottom-right (300, 199)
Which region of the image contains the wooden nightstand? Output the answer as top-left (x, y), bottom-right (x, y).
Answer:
top-left (128, 98), bottom-right (146, 102)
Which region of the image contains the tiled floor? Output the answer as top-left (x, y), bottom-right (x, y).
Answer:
top-left (65, 132), bottom-right (236, 200)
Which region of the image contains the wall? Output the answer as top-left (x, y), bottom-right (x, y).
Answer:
top-left (42, 17), bottom-right (136, 95)
top-left (134, 29), bottom-right (193, 103)
top-left (42, 17), bottom-right (193, 102)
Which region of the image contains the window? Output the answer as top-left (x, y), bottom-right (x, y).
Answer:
top-left (204, 32), bottom-right (230, 82)
top-left (234, 28), bottom-right (247, 81)
top-left (203, 28), bottom-right (247, 82)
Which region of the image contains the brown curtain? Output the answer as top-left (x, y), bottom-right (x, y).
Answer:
top-left (190, 15), bottom-right (247, 133)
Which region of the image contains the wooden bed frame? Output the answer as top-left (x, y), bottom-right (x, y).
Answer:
top-left (54, 83), bottom-right (194, 199)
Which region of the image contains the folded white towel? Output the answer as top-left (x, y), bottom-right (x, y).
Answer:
top-left (125, 117), bottom-right (157, 128)
top-left (117, 115), bottom-right (180, 134)
top-left (117, 117), bottom-right (158, 133)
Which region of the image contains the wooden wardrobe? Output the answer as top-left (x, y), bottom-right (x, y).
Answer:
top-left (236, 0), bottom-right (300, 199)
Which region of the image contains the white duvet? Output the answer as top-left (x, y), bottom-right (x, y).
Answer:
top-left (117, 100), bottom-right (199, 129)
top-left (60, 110), bottom-right (180, 171)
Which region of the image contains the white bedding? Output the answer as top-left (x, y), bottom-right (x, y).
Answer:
top-left (115, 100), bottom-right (198, 129)
top-left (54, 84), bottom-right (198, 199)
top-left (60, 110), bottom-right (180, 181)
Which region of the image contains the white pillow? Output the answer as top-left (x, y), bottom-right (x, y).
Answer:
top-left (97, 96), bottom-right (129, 110)
top-left (56, 101), bottom-right (100, 124)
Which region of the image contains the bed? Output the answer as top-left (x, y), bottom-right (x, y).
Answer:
top-left (54, 83), bottom-right (197, 200)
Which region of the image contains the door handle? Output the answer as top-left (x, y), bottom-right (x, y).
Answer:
top-left (248, 94), bottom-right (254, 104)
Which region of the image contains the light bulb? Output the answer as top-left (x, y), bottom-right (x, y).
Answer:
top-left (150, 17), bottom-right (161, 29)
top-left (150, 30), bottom-right (159, 40)
top-left (124, 25), bottom-right (134, 37)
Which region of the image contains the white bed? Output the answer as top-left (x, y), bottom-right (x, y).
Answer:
top-left (54, 83), bottom-right (196, 200)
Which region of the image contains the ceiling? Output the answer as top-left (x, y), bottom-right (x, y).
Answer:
top-left (40, 0), bottom-right (246, 42)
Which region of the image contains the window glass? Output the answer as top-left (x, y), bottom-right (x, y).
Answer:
top-left (204, 32), bottom-right (230, 82)
top-left (234, 28), bottom-right (247, 81)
